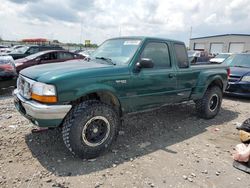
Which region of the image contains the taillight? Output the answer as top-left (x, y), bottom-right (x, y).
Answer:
top-left (227, 68), bottom-right (230, 79)
top-left (0, 64), bottom-right (14, 71)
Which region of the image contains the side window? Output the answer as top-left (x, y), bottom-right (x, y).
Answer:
top-left (58, 52), bottom-right (74, 59)
top-left (26, 47), bottom-right (39, 54)
top-left (174, 43), bottom-right (189, 68)
top-left (41, 53), bottom-right (50, 61)
top-left (40, 53), bottom-right (57, 61)
top-left (141, 42), bottom-right (171, 68)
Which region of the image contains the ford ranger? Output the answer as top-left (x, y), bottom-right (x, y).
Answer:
top-left (13, 37), bottom-right (229, 159)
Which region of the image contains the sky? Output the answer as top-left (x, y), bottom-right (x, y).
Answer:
top-left (0, 0), bottom-right (250, 45)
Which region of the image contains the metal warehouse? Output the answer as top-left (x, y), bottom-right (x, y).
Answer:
top-left (189, 34), bottom-right (250, 54)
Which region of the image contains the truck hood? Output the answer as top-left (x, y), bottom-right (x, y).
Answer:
top-left (20, 59), bottom-right (113, 82)
top-left (229, 66), bottom-right (250, 77)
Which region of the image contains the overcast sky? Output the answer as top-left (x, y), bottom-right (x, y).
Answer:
top-left (0, 0), bottom-right (250, 45)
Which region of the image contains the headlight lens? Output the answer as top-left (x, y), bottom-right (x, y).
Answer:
top-left (32, 82), bottom-right (56, 96)
top-left (241, 76), bottom-right (250, 82)
top-left (31, 82), bottom-right (57, 103)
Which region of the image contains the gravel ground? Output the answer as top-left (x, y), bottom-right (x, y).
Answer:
top-left (0, 89), bottom-right (249, 188)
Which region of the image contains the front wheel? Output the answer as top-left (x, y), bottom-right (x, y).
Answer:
top-left (62, 100), bottom-right (120, 159)
top-left (195, 86), bottom-right (223, 119)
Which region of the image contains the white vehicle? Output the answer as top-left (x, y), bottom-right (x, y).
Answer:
top-left (209, 53), bottom-right (232, 64)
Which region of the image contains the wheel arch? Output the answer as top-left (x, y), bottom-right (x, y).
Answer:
top-left (207, 77), bottom-right (224, 90)
top-left (71, 90), bottom-right (122, 116)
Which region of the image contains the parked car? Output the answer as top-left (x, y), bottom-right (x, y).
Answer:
top-left (0, 45), bottom-right (8, 48)
top-left (223, 53), bottom-right (250, 97)
top-left (0, 55), bottom-right (17, 80)
top-left (78, 49), bottom-right (95, 58)
top-left (209, 53), bottom-right (232, 64)
top-left (0, 45), bottom-right (25, 54)
top-left (0, 45), bottom-right (11, 53)
top-left (8, 45), bottom-right (64, 60)
top-left (14, 36), bottom-right (229, 159)
top-left (15, 50), bottom-right (85, 73)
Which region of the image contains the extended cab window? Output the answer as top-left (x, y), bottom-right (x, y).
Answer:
top-left (174, 43), bottom-right (189, 68)
top-left (141, 42), bottom-right (170, 68)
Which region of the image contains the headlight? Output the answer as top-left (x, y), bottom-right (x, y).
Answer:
top-left (31, 82), bottom-right (57, 103)
top-left (241, 76), bottom-right (250, 82)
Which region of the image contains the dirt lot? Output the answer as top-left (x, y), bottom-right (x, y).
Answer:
top-left (0, 89), bottom-right (249, 188)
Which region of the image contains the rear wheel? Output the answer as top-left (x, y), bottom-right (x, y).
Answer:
top-left (195, 86), bottom-right (222, 119)
top-left (62, 100), bottom-right (120, 159)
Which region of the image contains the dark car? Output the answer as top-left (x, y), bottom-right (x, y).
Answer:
top-left (14, 50), bottom-right (85, 73)
top-left (8, 45), bottom-right (64, 60)
top-left (0, 56), bottom-right (17, 80)
top-left (223, 53), bottom-right (250, 97)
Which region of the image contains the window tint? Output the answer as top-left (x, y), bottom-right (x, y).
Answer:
top-left (58, 52), bottom-right (74, 59)
top-left (141, 42), bottom-right (170, 68)
top-left (40, 52), bottom-right (57, 61)
top-left (174, 44), bottom-right (189, 68)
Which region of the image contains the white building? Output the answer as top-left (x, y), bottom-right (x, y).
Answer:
top-left (189, 34), bottom-right (250, 54)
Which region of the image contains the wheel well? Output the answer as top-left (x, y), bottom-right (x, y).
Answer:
top-left (71, 91), bottom-right (122, 116)
top-left (208, 79), bottom-right (223, 90)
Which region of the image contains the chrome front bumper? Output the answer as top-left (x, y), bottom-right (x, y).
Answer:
top-left (13, 89), bottom-right (72, 120)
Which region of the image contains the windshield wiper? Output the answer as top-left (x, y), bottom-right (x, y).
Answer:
top-left (234, 65), bottom-right (247, 68)
top-left (95, 56), bottom-right (116, 65)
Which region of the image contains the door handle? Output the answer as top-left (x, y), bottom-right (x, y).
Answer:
top-left (168, 73), bottom-right (176, 78)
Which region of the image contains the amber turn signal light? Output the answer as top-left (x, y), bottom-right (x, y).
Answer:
top-left (31, 93), bottom-right (57, 103)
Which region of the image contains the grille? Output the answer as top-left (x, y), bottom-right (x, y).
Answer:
top-left (229, 75), bottom-right (241, 82)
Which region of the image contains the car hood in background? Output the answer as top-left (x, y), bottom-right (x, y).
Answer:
top-left (15, 58), bottom-right (28, 64)
top-left (209, 58), bottom-right (225, 63)
top-left (229, 66), bottom-right (250, 77)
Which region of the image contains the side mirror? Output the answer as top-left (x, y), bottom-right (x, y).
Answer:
top-left (135, 58), bottom-right (154, 72)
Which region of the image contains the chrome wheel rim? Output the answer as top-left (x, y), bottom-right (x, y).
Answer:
top-left (82, 116), bottom-right (110, 147)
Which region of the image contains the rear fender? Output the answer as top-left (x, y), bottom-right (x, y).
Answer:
top-left (190, 69), bottom-right (227, 100)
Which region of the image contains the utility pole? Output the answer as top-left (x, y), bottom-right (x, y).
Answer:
top-left (189, 26), bottom-right (192, 39)
top-left (188, 26), bottom-right (193, 48)
top-left (80, 19), bottom-right (83, 47)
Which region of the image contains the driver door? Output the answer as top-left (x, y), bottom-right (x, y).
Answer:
top-left (129, 41), bottom-right (177, 111)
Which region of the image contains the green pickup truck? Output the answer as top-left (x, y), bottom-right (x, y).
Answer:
top-left (13, 36), bottom-right (229, 158)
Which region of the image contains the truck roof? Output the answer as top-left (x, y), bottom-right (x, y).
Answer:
top-left (109, 36), bottom-right (184, 44)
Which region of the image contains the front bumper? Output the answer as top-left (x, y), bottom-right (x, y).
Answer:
top-left (13, 89), bottom-right (72, 127)
top-left (225, 81), bottom-right (250, 97)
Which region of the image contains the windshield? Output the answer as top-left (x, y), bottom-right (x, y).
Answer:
top-left (90, 39), bottom-right (141, 64)
top-left (223, 54), bottom-right (250, 68)
top-left (10, 46), bottom-right (29, 54)
top-left (215, 54), bottom-right (230, 59)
